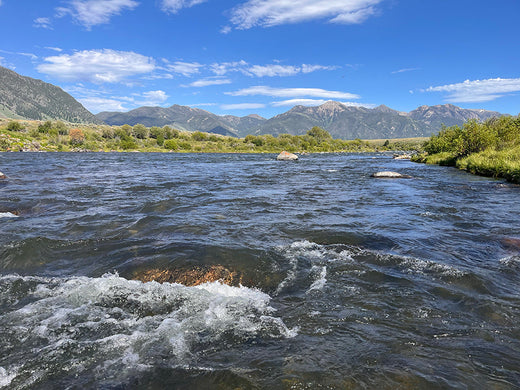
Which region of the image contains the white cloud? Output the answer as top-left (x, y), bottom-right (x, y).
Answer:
top-left (271, 99), bottom-right (374, 108)
top-left (37, 49), bottom-right (155, 83)
top-left (34, 17), bottom-right (53, 29)
top-left (221, 103), bottom-right (266, 110)
top-left (140, 90), bottom-right (169, 105)
top-left (391, 67), bottom-right (419, 74)
top-left (271, 98), bottom-right (329, 107)
top-left (229, 0), bottom-right (382, 30)
top-left (210, 61), bottom-right (337, 77)
top-left (161, 0), bottom-right (207, 14)
top-left (57, 0), bottom-right (139, 29)
top-left (227, 85), bottom-right (360, 100)
top-left (247, 64), bottom-right (300, 77)
top-left (424, 78), bottom-right (520, 103)
top-left (45, 47), bottom-right (63, 52)
top-left (79, 97), bottom-right (128, 112)
top-left (210, 60), bottom-right (249, 76)
top-left (164, 61), bottom-right (203, 76)
top-left (188, 78), bottom-right (232, 87)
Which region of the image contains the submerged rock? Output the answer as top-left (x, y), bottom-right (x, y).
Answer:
top-left (393, 154), bottom-right (412, 160)
top-left (371, 171), bottom-right (412, 179)
top-left (277, 151), bottom-right (298, 161)
top-left (133, 265), bottom-right (245, 287)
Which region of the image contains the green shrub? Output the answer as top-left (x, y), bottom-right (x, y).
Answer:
top-left (6, 121), bottom-right (24, 132)
top-left (163, 139), bottom-right (178, 150)
top-left (192, 131), bottom-right (207, 141)
top-left (178, 141), bottom-right (192, 150)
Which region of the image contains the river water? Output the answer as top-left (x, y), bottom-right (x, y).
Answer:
top-left (0, 152), bottom-right (519, 389)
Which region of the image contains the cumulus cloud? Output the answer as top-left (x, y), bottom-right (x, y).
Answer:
top-left (227, 85), bottom-right (360, 100)
top-left (34, 17), bottom-right (53, 29)
top-left (229, 0), bottom-right (382, 30)
top-left (57, 0), bottom-right (139, 29)
top-left (424, 78), bottom-right (520, 103)
top-left (37, 49), bottom-right (155, 83)
top-left (139, 90), bottom-right (169, 105)
top-left (221, 103), bottom-right (266, 110)
top-left (161, 0), bottom-right (207, 14)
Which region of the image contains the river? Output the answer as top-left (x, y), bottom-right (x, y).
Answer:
top-left (1, 152), bottom-right (519, 389)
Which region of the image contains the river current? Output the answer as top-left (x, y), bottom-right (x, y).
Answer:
top-left (0, 152), bottom-right (519, 389)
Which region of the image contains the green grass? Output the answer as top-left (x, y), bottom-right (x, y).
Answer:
top-left (412, 115), bottom-right (520, 184)
top-left (457, 146), bottom-right (520, 184)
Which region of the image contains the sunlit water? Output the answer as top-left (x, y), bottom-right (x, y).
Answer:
top-left (1, 152), bottom-right (519, 389)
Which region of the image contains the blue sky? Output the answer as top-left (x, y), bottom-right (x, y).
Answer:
top-left (0, 0), bottom-right (519, 118)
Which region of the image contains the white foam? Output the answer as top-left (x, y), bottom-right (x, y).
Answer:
top-left (0, 212), bottom-right (18, 218)
top-left (0, 273), bottom-right (297, 386)
top-left (0, 367), bottom-right (18, 388)
top-left (307, 266), bottom-right (327, 292)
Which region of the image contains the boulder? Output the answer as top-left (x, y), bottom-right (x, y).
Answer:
top-left (0, 172), bottom-right (6, 180)
top-left (133, 265), bottom-right (245, 287)
top-left (371, 171), bottom-right (412, 179)
top-left (277, 151), bottom-right (298, 161)
top-left (393, 154), bottom-right (412, 160)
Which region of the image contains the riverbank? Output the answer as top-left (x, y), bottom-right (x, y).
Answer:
top-left (411, 116), bottom-right (520, 184)
top-left (0, 118), bottom-right (424, 153)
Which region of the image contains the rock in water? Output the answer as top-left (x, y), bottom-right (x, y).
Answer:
top-left (0, 172), bottom-right (6, 179)
top-left (133, 265), bottom-right (245, 287)
top-left (371, 171), bottom-right (412, 179)
top-left (277, 151), bottom-right (298, 161)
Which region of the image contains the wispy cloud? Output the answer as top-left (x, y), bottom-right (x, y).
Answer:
top-left (45, 47), bottom-right (63, 52)
top-left (56, 0), bottom-right (139, 29)
top-left (391, 67), bottom-right (419, 74)
top-left (424, 78), bottom-right (520, 103)
top-left (187, 78), bottom-right (232, 87)
top-left (271, 99), bottom-right (374, 108)
top-left (0, 49), bottom-right (38, 61)
top-left (228, 0), bottom-right (382, 30)
top-left (210, 61), bottom-right (337, 77)
top-left (164, 61), bottom-right (203, 77)
top-left (227, 85), bottom-right (360, 100)
top-left (34, 17), bottom-right (53, 29)
top-left (161, 0), bottom-right (207, 14)
top-left (221, 103), bottom-right (266, 110)
top-left (37, 49), bottom-right (155, 83)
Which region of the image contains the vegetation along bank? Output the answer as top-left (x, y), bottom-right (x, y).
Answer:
top-left (0, 119), bottom-right (422, 154)
top-left (412, 115), bottom-right (520, 184)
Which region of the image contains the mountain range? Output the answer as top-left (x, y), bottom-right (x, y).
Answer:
top-left (97, 101), bottom-right (502, 139)
top-left (0, 66), bottom-right (101, 124)
top-left (0, 66), bottom-right (503, 139)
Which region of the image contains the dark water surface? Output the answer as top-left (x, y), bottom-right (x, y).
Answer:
top-left (1, 152), bottom-right (519, 389)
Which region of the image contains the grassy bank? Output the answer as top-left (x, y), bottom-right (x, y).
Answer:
top-left (411, 115), bottom-right (520, 183)
top-left (0, 118), bottom-right (424, 154)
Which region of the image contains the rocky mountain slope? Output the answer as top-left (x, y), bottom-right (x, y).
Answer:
top-left (97, 101), bottom-right (503, 139)
top-left (97, 105), bottom-right (266, 137)
top-left (0, 66), bottom-right (101, 124)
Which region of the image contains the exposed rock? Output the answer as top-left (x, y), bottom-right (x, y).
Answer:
top-left (277, 151), bottom-right (298, 161)
top-left (371, 171), bottom-right (412, 179)
top-left (393, 154), bottom-right (412, 160)
top-left (503, 238), bottom-right (520, 250)
top-left (132, 265), bottom-right (244, 287)
top-left (0, 172), bottom-right (6, 179)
